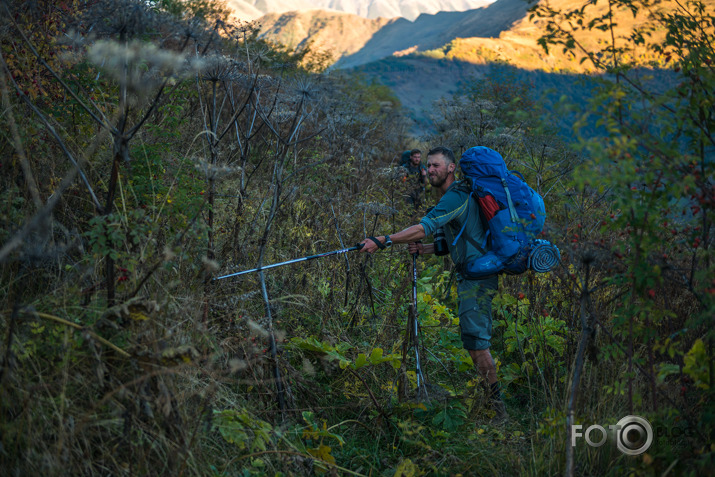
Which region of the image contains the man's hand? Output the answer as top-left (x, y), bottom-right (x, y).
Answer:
top-left (409, 242), bottom-right (435, 255)
top-left (359, 236), bottom-right (383, 254)
top-left (407, 242), bottom-right (423, 255)
top-left (358, 225), bottom-right (426, 254)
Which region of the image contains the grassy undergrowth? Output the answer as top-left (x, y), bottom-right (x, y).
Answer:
top-left (1, 0), bottom-right (713, 476)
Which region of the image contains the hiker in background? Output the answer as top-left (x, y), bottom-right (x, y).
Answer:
top-left (399, 150), bottom-right (412, 167)
top-left (359, 145), bottom-right (507, 424)
top-left (402, 149), bottom-right (427, 208)
top-left (402, 149), bottom-right (426, 182)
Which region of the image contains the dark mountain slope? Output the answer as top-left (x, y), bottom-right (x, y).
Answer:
top-left (334, 0), bottom-right (529, 69)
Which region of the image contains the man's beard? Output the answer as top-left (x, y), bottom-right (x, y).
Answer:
top-left (429, 172), bottom-right (447, 188)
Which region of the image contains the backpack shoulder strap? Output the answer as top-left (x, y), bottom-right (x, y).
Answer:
top-left (450, 191), bottom-right (488, 255)
top-left (501, 177), bottom-right (519, 223)
top-left (463, 229), bottom-right (488, 255)
top-left (451, 191), bottom-right (472, 246)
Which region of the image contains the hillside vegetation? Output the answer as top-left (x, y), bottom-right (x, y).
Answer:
top-left (435, 0), bottom-right (680, 73)
top-left (0, 0), bottom-right (713, 476)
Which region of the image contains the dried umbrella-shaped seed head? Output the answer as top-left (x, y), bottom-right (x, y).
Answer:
top-left (180, 18), bottom-right (210, 42)
top-left (378, 167), bottom-right (408, 181)
top-left (246, 43), bottom-right (274, 66)
top-left (271, 107), bottom-right (295, 124)
top-left (494, 133), bottom-right (517, 146)
top-left (471, 98), bottom-right (497, 112)
top-left (199, 55), bottom-right (241, 82)
top-left (193, 158), bottom-right (242, 181)
top-left (291, 76), bottom-right (320, 103)
top-left (225, 20), bottom-right (259, 40)
top-left (247, 320), bottom-right (269, 338)
top-left (201, 257), bottom-right (220, 273)
top-left (229, 72), bottom-right (276, 92)
top-left (213, 290), bottom-right (260, 310)
top-left (87, 40), bottom-right (204, 94)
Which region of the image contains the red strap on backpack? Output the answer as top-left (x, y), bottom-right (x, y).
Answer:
top-left (478, 194), bottom-right (501, 221)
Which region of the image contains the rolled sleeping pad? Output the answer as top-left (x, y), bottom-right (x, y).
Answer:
top-left (528, 239), bottom-right (561, 273)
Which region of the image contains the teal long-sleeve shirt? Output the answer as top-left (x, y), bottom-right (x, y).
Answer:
top-left (419, 181), bottom-right (487, 270)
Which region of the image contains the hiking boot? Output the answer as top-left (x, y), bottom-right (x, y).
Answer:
top-left (489, 399), bottom-right (509, 425)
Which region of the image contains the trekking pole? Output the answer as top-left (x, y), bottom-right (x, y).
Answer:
top-left (412, 250), bottom-right (429, 399)
top-left (213, 244), bottom-right (364, 281)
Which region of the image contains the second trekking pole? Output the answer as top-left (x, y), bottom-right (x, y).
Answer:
top-left (213, 244), bottom-right (363, 281)
top-left (412, 251), bottom-right (429, 399)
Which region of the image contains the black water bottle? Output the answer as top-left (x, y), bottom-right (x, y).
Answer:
top-left (434, 227), bottom-right (449, 256)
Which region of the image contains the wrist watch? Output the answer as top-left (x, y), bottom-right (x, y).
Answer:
top-left (384, 235), bottom-right (392, 247)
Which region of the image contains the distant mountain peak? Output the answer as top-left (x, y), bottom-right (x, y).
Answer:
top-left (257, 0), bottom-right (523, 70)
top-left (227, 0), bottom-right (492, 21)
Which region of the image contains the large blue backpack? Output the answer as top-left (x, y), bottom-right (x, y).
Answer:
top-left (454, 146), bottom-right (560, 279)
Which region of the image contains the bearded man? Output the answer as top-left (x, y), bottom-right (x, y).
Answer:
top-left (359, 145), bottom-right (506, 424)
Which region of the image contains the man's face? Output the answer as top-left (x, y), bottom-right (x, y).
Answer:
top-left (410, 152), bottom-right (421, 165)
top-left (426, 153), bottom-right (453, 187)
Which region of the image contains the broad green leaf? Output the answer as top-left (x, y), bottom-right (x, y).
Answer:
top-left (353, 353), bottom-right (368, 369)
